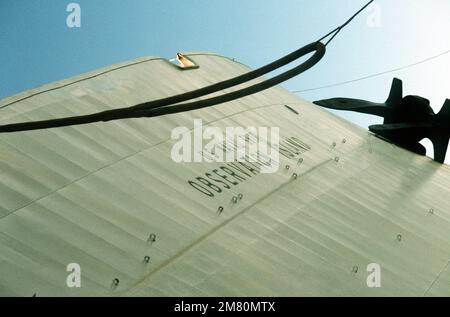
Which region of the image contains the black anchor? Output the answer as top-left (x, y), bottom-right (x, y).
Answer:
top-left (314, 78), bottom-right (450, 163)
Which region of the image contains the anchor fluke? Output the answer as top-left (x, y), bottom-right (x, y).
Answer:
top-left (314, 78), bottom-right (450, 163)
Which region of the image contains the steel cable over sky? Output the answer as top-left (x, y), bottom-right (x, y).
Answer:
top-left (293, 49), bottom-right (450, 93)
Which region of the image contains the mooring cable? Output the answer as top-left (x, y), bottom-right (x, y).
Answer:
top-left (0, 0), bottom-right (373, 133)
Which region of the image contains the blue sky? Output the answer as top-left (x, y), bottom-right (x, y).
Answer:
top-left (1, 0), bottom-right (449, 158)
